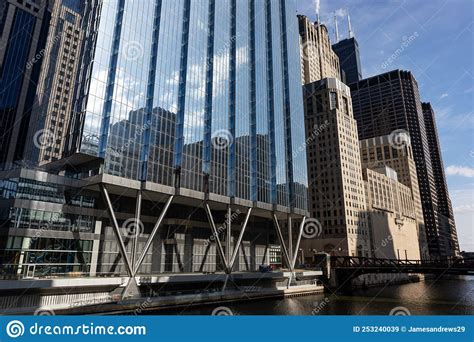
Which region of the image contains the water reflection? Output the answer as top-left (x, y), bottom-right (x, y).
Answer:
top-left (146, 278), bottom-right (474, 315)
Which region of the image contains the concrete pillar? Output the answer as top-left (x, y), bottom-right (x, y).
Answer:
top-left (250, 241), bottom-right (256, 272)
top-left (151, 231), bottom-right (162, 274)
top-left (89, 220), bottom-right (102, 276)
top-left (183, 232), bottom-right (193, 273)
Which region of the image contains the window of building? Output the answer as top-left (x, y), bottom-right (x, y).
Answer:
top-left (330, 91), bottom-right (337, 110)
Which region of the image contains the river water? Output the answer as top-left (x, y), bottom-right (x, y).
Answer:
top-left (148, 277), bottom-right (474, 315)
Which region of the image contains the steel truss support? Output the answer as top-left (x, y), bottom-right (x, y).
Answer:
top-left (229, 207), bottom-right (252, 269)
top-left (272, 214), bottom-right (307, 288)
top-left (123, 194), bottom-right (174, 297)
top-left (204, 204), bottom-right (252, 290)
top-left (272, 213), bottom-right (293, 273)
top-left (131, 190), bottom-right (142, 268)
top-left (292, 217), bottom-right (307, 269)
top-left (133, 195), bottom-right (174, 275)
top-left (204, 202), bottom-right (230, 274)
top-left (101, 183), bottom-right (174, 298)
top-left (288, 215), bottom-right (293, 264)
top-left (100, 184), bottom-right (134, 278)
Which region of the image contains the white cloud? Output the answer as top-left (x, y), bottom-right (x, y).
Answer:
top-left (446, 165), bottom-right (474, 178)
top-left (334, 7), bottom-right (347, 18)
top-left (450, 188), bottom-right (474, 251)
top-left (439, 93), bottom-right (448, 99)
top-left (454, 204), bottom-right (474, 213)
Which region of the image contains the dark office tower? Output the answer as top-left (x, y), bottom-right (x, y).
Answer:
top-left (350, 69), bottom-right (451, 258)
top-left (0, 0), bottom-right (52, 165)
top-left (332, 37), bottom-right (362, 85)
top-left (422, 103), bottom-right (459, 256)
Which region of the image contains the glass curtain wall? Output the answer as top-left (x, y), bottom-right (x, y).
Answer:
top-left (76, 0), bottom-right (307, 212)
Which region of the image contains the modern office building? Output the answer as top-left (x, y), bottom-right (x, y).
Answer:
top-left (422, 102), bottom-right (459, 255)
top-left (298, 15), bottom-right (341, 84)
top-left (350, 70), bottom-right (457, 257)
top-left (332, 37), bottom-right (362, 85)
top-left (302, 78), bottom-right (370, 258)
top-left (0, 0), bottom-right (309, 301)
top-left (0, 0), bottom-right (52, 165)
top-left (363, 166), bottom-right (420, 260)
top-left (24, 0), bottom-right (84, 165)
top-left (359, 134), bottom-right (428, 259)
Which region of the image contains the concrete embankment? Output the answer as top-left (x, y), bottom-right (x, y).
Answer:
top-left (0, 270), bottom-right (323, 315)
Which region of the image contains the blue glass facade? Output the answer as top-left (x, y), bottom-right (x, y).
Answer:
top-left (77, 0), bottom-right (308, 212)
top-left (0, 9), bottom-right (36, 162)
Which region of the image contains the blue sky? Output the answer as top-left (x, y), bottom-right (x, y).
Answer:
top-left (296, 0), bottom-right (474, 252)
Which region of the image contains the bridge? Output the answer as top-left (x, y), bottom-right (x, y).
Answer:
top-left (331, 256), bottom-right (474, 276)
top-left (314, 255), bottom-right (474, 288)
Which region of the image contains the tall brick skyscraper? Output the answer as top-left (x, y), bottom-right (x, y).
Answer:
top-left (298, 15), bottom-right (341, 84)
top-left (350, 70), bottom-right (458, 257)
top-left (302, 78), bottom-right (370, 257)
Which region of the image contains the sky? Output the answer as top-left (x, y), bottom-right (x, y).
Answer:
top-left (296, 0), bottom-right (474, 252)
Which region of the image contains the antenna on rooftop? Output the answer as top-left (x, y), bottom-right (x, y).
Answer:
top-left (315, 0), bottom-right (321, 23)
top-left (347, 10), bottom-right (353, 38)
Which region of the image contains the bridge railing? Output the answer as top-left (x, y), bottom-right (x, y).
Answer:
top-left (330, 256), bottom-right (474, 270)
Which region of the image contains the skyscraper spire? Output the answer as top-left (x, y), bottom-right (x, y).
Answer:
top-left (347, 10), bottom-right (353, 38)
top-left (334, 14), bottom-right (339, 42)
top-left (315, 0), bottom-right (321, 23)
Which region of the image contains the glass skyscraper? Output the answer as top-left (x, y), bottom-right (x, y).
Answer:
top-left (0, 0), bottom-right (309, 289)
top-left (70, 0), bottom-right (308, 213)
